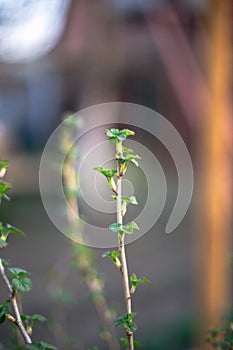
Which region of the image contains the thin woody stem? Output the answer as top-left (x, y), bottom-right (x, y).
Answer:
top-left (116, 141), bottom-right (134, 350)
top-left (0, 258), bottom-right (32, 344)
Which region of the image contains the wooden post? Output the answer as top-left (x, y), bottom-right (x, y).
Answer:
top-left (197, 0), bottom-right (232, 346)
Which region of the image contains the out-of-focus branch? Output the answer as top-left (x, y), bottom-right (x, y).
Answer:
top-left (0, 258), bottom-right (32, 344)
top-left (61, 121), bottom-right (120, 350)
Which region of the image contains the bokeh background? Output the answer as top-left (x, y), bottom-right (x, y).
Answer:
top-left (0, 1), bottom-right (232, 349)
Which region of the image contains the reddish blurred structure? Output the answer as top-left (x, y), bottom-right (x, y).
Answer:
top-left (197, 0), bottom-right (232, 346)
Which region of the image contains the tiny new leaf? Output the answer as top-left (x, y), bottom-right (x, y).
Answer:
top-left (130, 273), bottom-right (150, 294)
top-left (102, 250), bottom-right (121, 269)
top-left (94, 167), bottom-right (117, 179)
top-left (8, 267), bottom-right (29, 277)
top-left (121, 221), bottom-right (139, 234)
top-left (122, 147), bottom-right (133, 154)
top-left (0, 160), bottom-right (9, 178)
top-left (0, 181), bottom-right (11, 201)
top-left (109, 223), bottom-right (122, 233)
top-left (0, 238), bottom-right (8, 248)
top-left (32, 314), bottom-right (47, 322)
top-left (115, 312), bottom-right (137, 332)
top-left (122, 196), bottom-right (138, 205)
top-left (0, 302), bottom-right (9, 324)
top-left (6, 224), bottom-right (24, 236)
top-left (105, 128), bottom-right (135, 142)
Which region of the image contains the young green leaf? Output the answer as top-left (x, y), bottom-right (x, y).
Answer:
top-left (109, 223), bottom-right (122, 233)
top-left (130, 273), bottom-right (150, 294)
top-left (0, 238), bottom-right (8, 248)
top-left (105, 128), bottom-right (120, 137)
top-left (115, 312), bottom-right (137, 332)
top-left (94, 167), bottom-right (117, 179)
top-left (12, 277), bottom-right (32, 292)
top-left (121, 201), bottom-right (127, 216)
top-left (121, 221), bottom-right (139, 234)
top-left (1, 258), bottom-right (9, 266)
top-left (0, 160), bottom-right (9, 178)
top-left (105, 128), bottom-right (135, 142)
top-left (108, 177), bottom-right (117, 193)
top-left (122, 147), bottom-right (133, 154)
top-left (6, 224), bottom-right (24, 235)
top-left (8, 267), bottom-right (29, 277)
top-left (102, 250), bottom-right (121, 269)
top-left (122, 196), bottom-right (138, 205)
top-left (120, 337), bottom-right (128, 349)
top-left (0, 302), bottom-right (9, 324)
top-left (31, 314), bottom-right (47, 322)
top-left (0, 181), bottom-right (11, 200)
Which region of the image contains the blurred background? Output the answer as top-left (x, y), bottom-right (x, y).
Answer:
top-left (0, 0), bottom-right (232, 349)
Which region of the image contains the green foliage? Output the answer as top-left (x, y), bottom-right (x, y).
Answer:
top-left (130, 274), bottom-right (150, 295)
top-left (0, 222), bottom-right (24, 248)
top-left (109, 222), bottom-right (139, 239)
top-left (24, 341), bottom-right (57, 350)
top-left (21, 314), bottom-right (47, 336)
top-left (11, 277), bottom-right (32, 293)
top-left (0, 160), bottom-right (55, 348)
top-left (118, 154), bottom-right (141, 168)
top-left (105, 128), bottom-right (135, 142)
top-left (0, 160), bottom-right (9, 172)
top-left (122, 196), bottom-right (138, 205)
top-left (206, 319), bottom-right (233, 349)
top-left (0, 161), bottom-right (10, 203)
top-left (94, 167), bottom-right (118, 193)
top-left (94, 167), bottom-right (117, 179)
top-left (96, 128), bottom-right (149, 349)
top-left (121, 338), bottom-right (141, 349)
top-left (8, 267), bottom-right (32, 293)
top-left (0, 181), bottom-right (11, 197)
top-left (0, 301), bottom-right (10, 324)
top-left (102, 251), bottom-right (121, 269)
top-left (8, 267), bottom-right (29, 277)
top-left (115, 312), bottom-right (137, 333)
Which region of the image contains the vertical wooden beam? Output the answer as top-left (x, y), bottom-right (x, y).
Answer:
top-left (197, 0), bottom-right (232, 345)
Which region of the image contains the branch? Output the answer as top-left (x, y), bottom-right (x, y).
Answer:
top-left (0, 258), bottom-right (32, 344)
top-left (116, 142), bottom-right (134, 350)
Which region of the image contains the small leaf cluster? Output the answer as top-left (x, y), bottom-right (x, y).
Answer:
top-left (0, 161), bottom-right (56, 349)
top-left (130, 273), bottom-right (150, 295)
top-left (97, 129), bottom-right (150, 349)
top-left (109, 221), bottom-right (139, 239)
top-left (115, 312), bottom-right (137, 333)
top-left (94, 167), bottom-right (117, 193)
top-left (0, 223), bottom-right (24, 248)
top-left (102, 251), bottom-right (121, 269)
top-left (104, 129), bottom-right (135, 142)
top-left (21, 314), bottom-right (47, 336)
top-left (0, 161), bottom-right (11, 203)
top-left (206, 320), bottom-right (233, 350)
top-left (9, 267), bottom-right (32, 293)
top-left (94, 129), bottom-right (140, 195)
top-left (112, 196), bottom-right (138, 217)
top-left (0, 300), bottom-right (9, 324)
